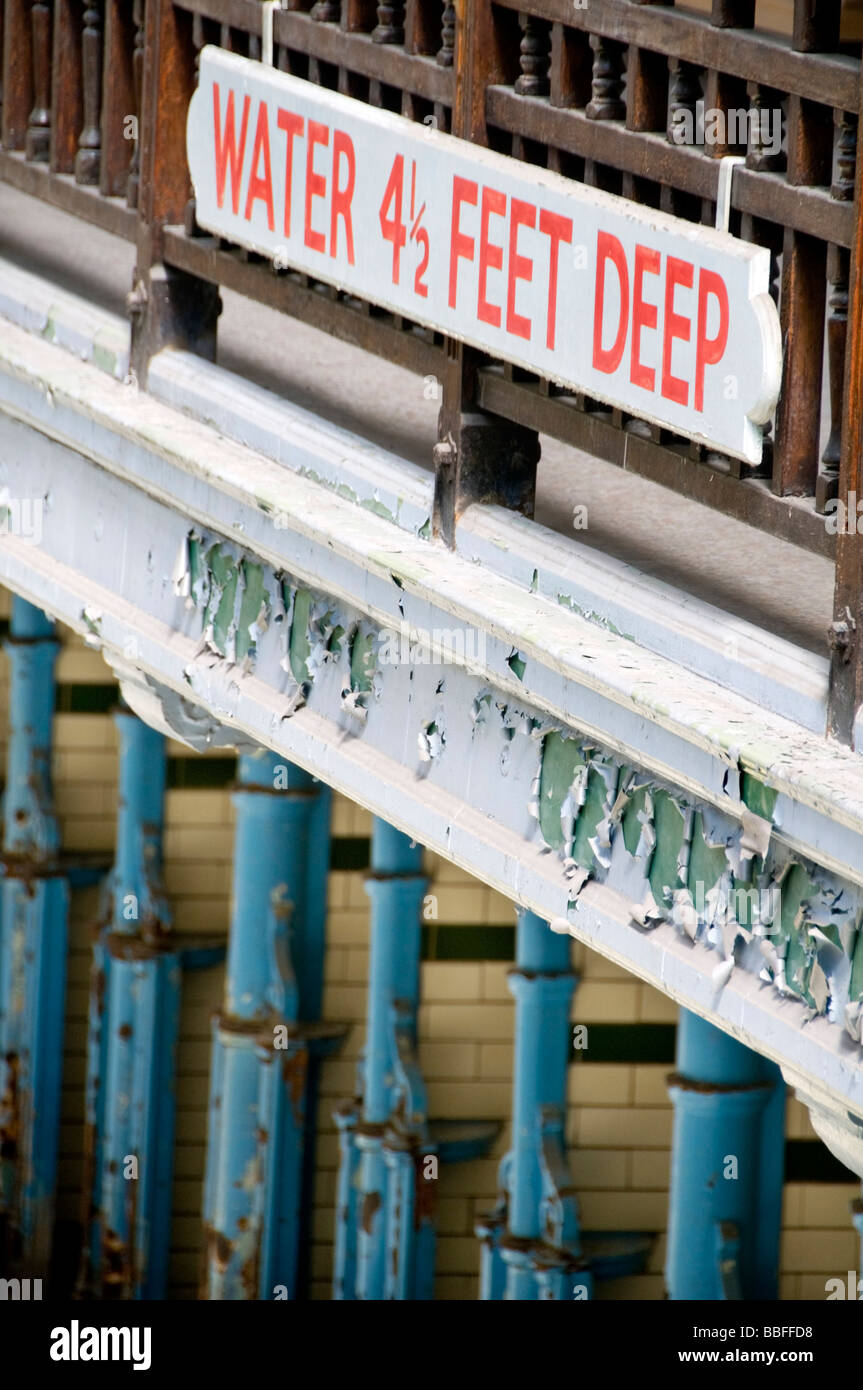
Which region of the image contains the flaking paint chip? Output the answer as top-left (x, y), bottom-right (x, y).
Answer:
top-left (740, 807), bottom-right (772, 861)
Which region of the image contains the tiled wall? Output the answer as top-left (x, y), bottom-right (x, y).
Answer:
top-left (0, 591), bottom-right (858, 1300)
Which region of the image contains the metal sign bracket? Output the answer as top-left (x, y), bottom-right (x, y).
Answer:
top-left (715, 155), bottom-right (745, 234)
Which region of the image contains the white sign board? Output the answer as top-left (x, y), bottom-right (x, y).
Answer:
top-left (187, 48), bottom-right (782, 463)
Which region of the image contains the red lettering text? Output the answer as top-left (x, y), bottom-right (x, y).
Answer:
top-left (305, 120), bottom-right (329, 254)
top-left (506, 198), bottom-right (535, 341)
top-left (694, 269), bottom-right (729, 411)
top-left (661, 256), bottom-right (693, 406)
top-left (631, 244), bottom-right (660, 392)
top-left (538, 209), bottom-right (572, 352)
top-left (244, 100), bottom-right (275, 230)
top-left (213, 84), bottom-right (250, 215)
top-left (330, 128), bottom-right (356, 264)
top-left (277, 108), bottom-right (303, 238)
top-left (449, 176), bottom-right (478, 310)
top-left (593, 231), bottom-right (629, 374)
top-left (477, 186), bottom-right (506, 328)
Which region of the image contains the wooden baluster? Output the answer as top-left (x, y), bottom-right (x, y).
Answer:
top-left (586, 35), bottom-right (625, 121)
top-left (435, 0), bottom-right (538, 545)
top-left (437, 0), bottom-right (454, 66)
top-left (3, 0), bottom-right (32, 150)
top-left (746, 84), bottom-right (786, 172)
top-left (513, 15), bottom-right (550, 97)
top-left (626, 44), bottom-right (666, 132)
top-left (51, 0), bottom-right (83, 174)
top-left (817, 110), bottom-right (858, 508)
top-left (827, 93), bottom-right (863, 743)
top-left (711, 0), bottom-right (754, 25)
top-left (622, 43), bottom-right (666, 203)
top-left (404, 0), bottom-right (438, 55)
top-left (99, 0), bottom-right (135, 195)
top-left (26, 0), bottom-right (52, 161)
top-left (817, 247), bottom-right (850, 510)
top-left (340, 0), bottom-right (377, 32)
top-left (666, 57), bottom-right (700, 143)
top-left (311, 0), bottom-right (341, 21)
top-left (372, 0), bottom-right (405, 43)
top-left (786, 94), bottom-right (832, 188)
top-left (130, 0), bottom-right (221, 386)
top-left (126, 0), bottom-right (144, 207)
top-left (548, 22), bottom-right (591, 110)
top-left (774, 223), bottom-right (827, 495)
top-left (75, 1), bottom-right (101, 183)
top-left (833, 110), bottom-right (858, 201)
top-left (793, 0), bottom-right (840, 51)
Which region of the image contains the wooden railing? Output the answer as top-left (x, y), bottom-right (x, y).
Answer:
top-left (0, 0), bottom-right (143, 236)
top-left (2, 0), bottom-right (863, 737)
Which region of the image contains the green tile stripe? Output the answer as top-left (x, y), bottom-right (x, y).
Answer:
top-left (571, 1023), bottom-right (677, 1064)
top-left (167, 757), bottom-right (237, 789)
top-left (422, 924), bottom-right (515, 961)
top-left (330, 837), bottom-right (371, 871)
top-left (784, 1140), bottom-right (858, 1184)
top-left (55, 683), bottom-right (120, 714)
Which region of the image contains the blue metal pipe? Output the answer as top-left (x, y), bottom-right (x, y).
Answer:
top-left (334, 818), bottom-right (438, 1301)
top-left (0, 598), bottom-right (68, 1274)
top-left (78, 709), bottom-right (179, 1298)
top-left (666, 1008), bottom-right (784, 1299)
top-left (295, 775), bottom-right (332, 1291)
top-left (203, 753), bottom-right (342, 1299)
top-left (478, 909), bottom-right (588, 1300)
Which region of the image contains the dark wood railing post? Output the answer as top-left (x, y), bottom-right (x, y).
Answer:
top-left (130, 0), bottom-right (220, 387)
top-left (817, 246), bottom-right (849, 510)
top-left (433, 0), bottom-right (540, 546)
top-left (126, 0), bottom-right (145, 207)
top-left (2, 1), bottom-right (33, 150)
top-left (50, 0), bottom-right (82, 174)
top-left (827, 74), bottom-right (863, 744)
top-left (75, 0), bottom-right (102, 183)
top-left (99, 0), bottom-right (136, 197)
top-left (26, 0), bottom-right (52, 161)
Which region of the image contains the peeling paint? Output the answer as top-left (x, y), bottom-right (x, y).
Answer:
top-left (506, 650), bottom-right (526, 682)
top-left (535, 727), bottom-right (863, 1036)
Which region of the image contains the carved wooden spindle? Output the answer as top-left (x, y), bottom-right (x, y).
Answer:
top-left (514, 15), bottom-right (550, 98)
top-left (666, 58), bottom-right (700, 143)
top-left (26, 0), bottom-right (52, 162)
top-left (585, 35), bottom-right (625, 121)
top-left (76, 1), bottom-right (103, 184)
top-left (372, 0), bottom-right (405, 44)
top-left (745, 85), bottom-right (785, 172)
top-left (832, 110), bottom-right (858, 201)
top-left (437, 0), bottom-right (455, 67)
top-left (311, 0), bottom-right (341, 21)
top-left (817, 247), bottom-right (849, 508)
top-left (126, 0), bottom-right (144, 207)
